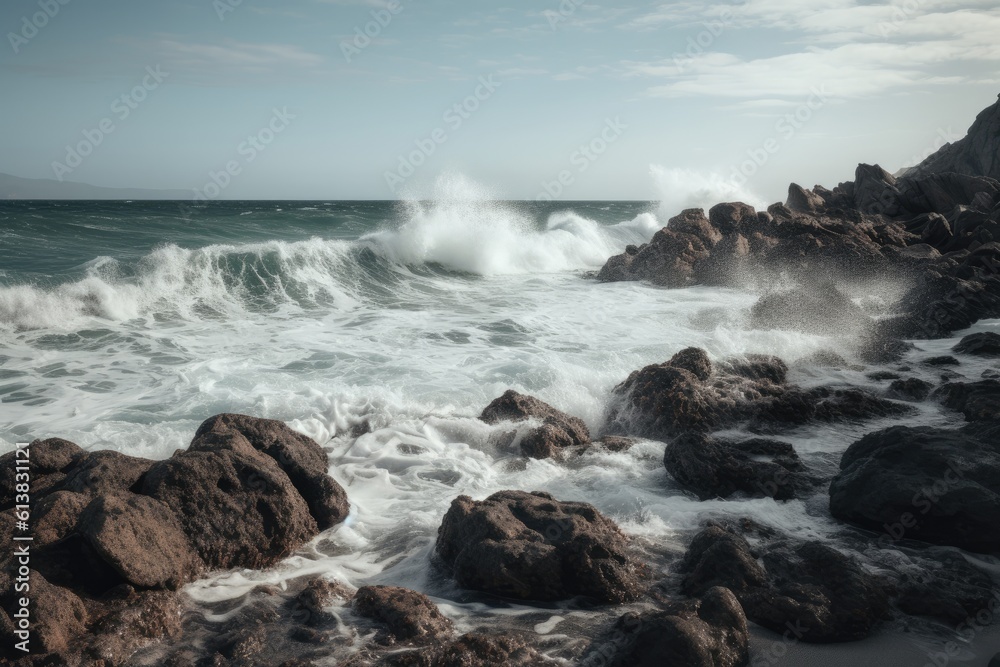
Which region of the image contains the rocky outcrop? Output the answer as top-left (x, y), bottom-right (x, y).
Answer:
top-left (680, 526), bottom-right (891, 643)
top-left (829, 424), bottom-right (1000, 552)
top-left (480, 390), bottom-right (591, 459)
top-left (904, 93), bottom-right (1000, 182)
top-left (935, 379), bottom-right (1000, 421)
top-left (354, 586), bottom-right (453, 643)
top-left (581, 587), bottom-right (749, 667)
top-left (606, 347), bottom-right (912, 440)
top-left (663, 433), bottom-right (811, 501)
top-left (435, 490), bottom-right (642, 603)
top-left (597, 95), bottom-right (1000, 338)
top-left (954, 331), bottom-right (1000, 357)
top-left (0, 414), bottom-right (350, 666)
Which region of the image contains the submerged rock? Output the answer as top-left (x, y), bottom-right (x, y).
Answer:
top-left (680, 526), bottom-right (891, 643)
top-left (435, 490), bottom-right (642, 603)
top-left (581, 587), bottom-right (749, 667)
top-left (380, 631), bottom-right (560, 667)
top-left (480, 389), bottom-right (590, 459)
top-left (663, 433), bottom-right (810, 501)
top-left (354, 586), bottom-right (453, 643)
top-left (830, 424), bottom-right (1000, 552)
top-left (954, 331), bottom-right (1000, 357)
top-left (934, 379), bottom-right (1000, 421)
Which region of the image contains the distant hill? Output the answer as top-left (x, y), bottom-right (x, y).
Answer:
top-left (0, 173), bottom-right (191, 200)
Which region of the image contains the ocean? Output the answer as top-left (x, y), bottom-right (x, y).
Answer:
top-left (2, 191), bottom-right (998, 663)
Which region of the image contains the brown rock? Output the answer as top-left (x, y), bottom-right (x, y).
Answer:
top-left (354, 585), bottom-right (453, 642)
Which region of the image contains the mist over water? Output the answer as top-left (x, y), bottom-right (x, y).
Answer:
top-left (1, 179), bottom-right (994, 662)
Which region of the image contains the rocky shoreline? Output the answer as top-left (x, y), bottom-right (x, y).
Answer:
top-left (2, 96), bottom-right (1000, 666)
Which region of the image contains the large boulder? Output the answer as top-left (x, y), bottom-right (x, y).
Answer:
top-left (583, 587), bottom-right (749, 667)
top-left (435, 490), bottom-right (641, 603)
top-left (934, 379), bottom-right (1000, 421)
top-left (192, 413), bottom-right (350, 529)
top-left (480, 390), bottom-right (590, 459)
top-left (830, 425), bottom-right (1000, 552)
top-left (664, 434), bottom-right (809, 500)
top-left (954, 331), bottom-right (1000, 357)
top-left (681, 526), bottom-right (891, 643)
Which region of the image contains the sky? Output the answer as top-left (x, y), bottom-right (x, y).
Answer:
top-left (1, 0), bottom-right (998, 202)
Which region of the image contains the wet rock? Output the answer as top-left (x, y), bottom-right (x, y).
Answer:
top-left (925, 355), bottom-right (961, 366)
top-left (681, 527), bottom-right (891, 643)
top-left (583, 587), bottom-right (749, 667)
top-left (78, 493), bottom-right (201, 589)
top-left (935, 379), bottom-right (1000, 421)
top-left (596, 436), bottom-right (636, 452)
top-left (830, 425), bottom-right (1000, 552)
top-left (954, 331), bottom-right (1000, 357)
top-left (709, 202), bottom-right (757, 235)
top-left (720, 355), bottom-right (788, 384)
top-left (354, 585), bottom-right (453, 642)
top-left (435, 490), bottom-right (642, 603)
top-left (894, 551), bottom-right (998, 624)
top-left (480, 390), bottom-right (590, 459)
top-left (192, 413), bottom-right (350, 530)
top-left (886, 377), bottom-right (933, 402)
top-left (140, 440), bottom-right (320, 571)
top-left (664, 433), bottom-right (808, 500)
top-left (3, 570), bottom-right (87, 655)
top-left (597, 226), bottom-right (711, 287)
top-left (380, 631), bottom-right (558, 667)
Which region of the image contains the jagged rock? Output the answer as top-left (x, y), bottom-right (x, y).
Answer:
top-left (954, 331), bottom-right (1000, 357)
top-left (787, 183), bottom-right (826, 214)
top-left (583, 587), bottom-right (749, 667)
top-left (886, 377), bottom-right (933, 402)
top-left (709, 202), bottom-right (757, 235)
top-left (354, 586), bottom-right (453, 643)
top-left (435, 490), bottom-right (641, 603)
top-left (664, 433), bottom-right (808, 500)
top-left (906, 95), bottom-right (1000, 181)
top-left (480, 390), bottom-right (590, 458)
top-left (830, 425), bottom-right (1000, 552)
top-left (681, 527), bottom-right (891, 643)
top-left (935, 379), bottom-right (1000, 421)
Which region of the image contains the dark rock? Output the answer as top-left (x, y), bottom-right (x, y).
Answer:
top-left (906, 94), bottom-right (1000, 182)
top-left (597, 226), bottom-right (710, 287)
top-left (681, 527), bottom-right (767, 596)
top-left (480, 390), bottom-right (589, 459)
top-left (867, 371), bottom-right (902, 381)
top-left (435, 490), bottom-right (641, 603)
top-left (140, 440), bottom-right (319, 571)
top-left (925, 355), bottom-right (960, 366)
top-left (664, 433), bottom-right (807, 500)
top-left (596, 436), bottom-right (635, 452)
top-left (192, 413), bottom-right (350, 530)
top-left (935, 379), bottom-right (1000, 421)
top-left (4, 570), bottom-right (87, 654)
top-left (719, 354), bottom-right (787, 385)
top-left (894, 551), bottom-right (997, 624)
top-left (380, 631), bottom-right (558, 667)
top-left (77, 493), bottom-right (201, 590)
top-left (886, 377), bottom-right (933, 402)
top-left (584, 587), bottom-right (749, 667)
top-left (709, 202), bottom-right (756, 235)
top-left (681, 527), bottom-right (890, 643)
top-left (354, 585), bottom-right (453, 642)
top-left (668, 208), bottom-right (723, 247)
top-left (666, 347), bottom-right (713, 381)
top-left (954, 331), bottom-right (1000, 357)
top-left (787, 183), bottom-right (826, 214)
top-left (61, 449), bottom-right (154, 497)
top-left (830, 425), bottom-right (1000, 552)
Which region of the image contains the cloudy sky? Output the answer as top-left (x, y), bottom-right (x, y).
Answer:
top-left (1, 0), bottom-right (998, 202)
